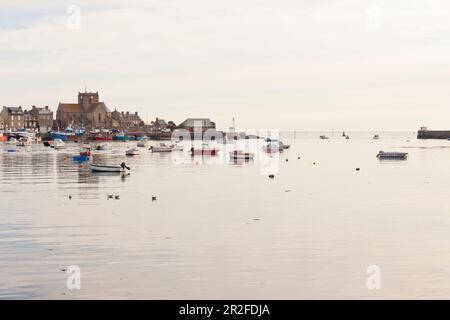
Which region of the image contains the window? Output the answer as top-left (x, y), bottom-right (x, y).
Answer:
top-left (98, 113), bottom-right (101, 122)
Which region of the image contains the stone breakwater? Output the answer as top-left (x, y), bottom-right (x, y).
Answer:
top-left (417, 130), bottom-right (450, 139)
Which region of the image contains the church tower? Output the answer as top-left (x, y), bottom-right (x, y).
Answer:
top-left (78, 90), bottom-right (99, 111)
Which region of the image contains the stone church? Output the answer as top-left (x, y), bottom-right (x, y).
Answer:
top-left (56, 90), bottom-right (143, 130)
top-left (56, 91), bottom-right (115, 129)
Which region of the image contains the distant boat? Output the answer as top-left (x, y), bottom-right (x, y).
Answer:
top-left (114, 132), bottom-right (130, 141)
top-left (126, 148), bottom-right (140, 156)
top-left (137, 139), bottom-right (148, 147)
top-left (73, 155), bottom-right (89, 162)
top-left (229, 150), bottom-right (254, 161)
top-left (345, 135), bottom-right (350, 140)
top-left (320, 135), bottom-right (329, 140)
top-left (51, 132), bottom-right (69, 141)
top-left (150, 143), bottom-right (173, 153)
top-left (16, 137), bottom-right (32, 147)
top-left (377, 151), bottom-right (408, 160)
top-left (373, 134), bottom-right (380, 140)
top-left (190, 143), bottom-right (219, 156)
top-left (0, 134), bottom-right (7, 143)
top-left (90, 162), bottom-right (130, 172)
top-left (94, 143), bottom-right (109, 151)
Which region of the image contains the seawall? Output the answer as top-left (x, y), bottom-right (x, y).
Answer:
top-left (417, 130), bottom-right (450, 139)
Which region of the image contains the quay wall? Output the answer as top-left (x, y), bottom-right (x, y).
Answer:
top-left (417, 130), bottom-right (450, 139)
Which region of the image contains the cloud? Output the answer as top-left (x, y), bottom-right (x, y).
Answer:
top-left (2, 0), bottom-right (450, 129)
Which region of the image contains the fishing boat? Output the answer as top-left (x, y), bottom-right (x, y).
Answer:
top-left (376, 151), bottom-right (408, 160)
top-left (51, 132), bottom-right (69, 141)
top-left (52, 139), bottom-right (66, 150)
top-left (229, 150), bottom-right (255, 161)
top-left (114, 132), bottom-right (130, 141)
top-left (190, 143), bottom-right (219, 156)
top-left (345, 135), bottom-right (350, 140)
top-left (264, 138), bottom-right (290, 149)
top-left (150, 143), bottom-right (173, 153)
top-left (320, 135), bottom-right (329, 140)
top-left (90, 162), bottom-right (130, 173)
top-left (126, 148), bottom-right (140, 156)
top-left (95, 135), bottom-right (113, 141)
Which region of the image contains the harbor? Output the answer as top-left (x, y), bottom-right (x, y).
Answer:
top-left (3, 131), bottom-right (450, 299)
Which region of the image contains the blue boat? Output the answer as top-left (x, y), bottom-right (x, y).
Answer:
top-left (51, 132), bottom-right (68, 141)
top-left (73, 155), bottom-right (90, 162)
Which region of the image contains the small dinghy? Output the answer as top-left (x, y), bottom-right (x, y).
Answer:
top-left (320, 135), bottom-right (329, 140)
top-left (90, 162), bottom-right (130, 172)
top-left (373, 134), bottom-right (380, 140)
top-left (229, 150), bottom-right (255, 161)
top-left (126, 148), bottom-right (140, 156)
top-left (95, 143), bottom-right (109, 151)
top-left (137, 140), bottom-right (148, 148)
top-left (377, 151), bottom-right (408, 160)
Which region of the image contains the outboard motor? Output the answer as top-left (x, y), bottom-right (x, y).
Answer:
top-left (120, 162), bottom-right (131, 170)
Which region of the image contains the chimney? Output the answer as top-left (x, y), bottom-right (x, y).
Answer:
top-left (32, 105), bottom-right (36, 109)
top-left (45, 105), bottom-right (49, 109)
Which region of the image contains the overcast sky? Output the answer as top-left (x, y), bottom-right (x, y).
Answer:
top-left (1, 0), bottom-right (450, 130)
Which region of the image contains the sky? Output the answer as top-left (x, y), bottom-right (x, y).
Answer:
top-left (1, 0), bottom-right (450, 131)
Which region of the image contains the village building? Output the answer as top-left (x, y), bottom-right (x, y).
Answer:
top-left (0, 116), bottom-right (4, 130)
top-left (28, 106), bottom-right (53, 132)
top-left (176, 118), bottom-right (216, 132)
top-left (111, 109), bottom-right (144, 129)
top-left (23, 111), bottom-right (38, 130)
top-left (148, 117), bottom-right (168, 131)
top-left (1, 106), bottom-right (24, 131)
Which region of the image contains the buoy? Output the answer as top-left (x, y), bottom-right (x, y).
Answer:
top-left (69, 195), bottom-right (72, 199)
top-left (356, 168), bottom-right (360, 171)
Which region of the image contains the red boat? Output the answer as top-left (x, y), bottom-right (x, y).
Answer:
top-left (0, 134), bottom-right (7, 142)
top-left (95, 136), bottom-right (113, 141)
top-left (190, 143), bottom-right (219, 156)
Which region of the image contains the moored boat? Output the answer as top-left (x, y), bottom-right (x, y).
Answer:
top-left (94, 143), bottom-right (109, 151)
top-left (376, 151), bottom-right (408, 160)
top-left (373, 134), bottom-right (380, 140)
top-left (190, 143), bottom-right (219, 156)
top-left (90, 162), bottom-right (130, 172)
top-left (137, 140), bottom-right (148, 148)
top-left (126, 148), bottom-right (140, 156)
top-left (150, 143), bottom-right (173, 153)
top-left (51, 132), bottom-right (69, 142)
top-left (320, 135), bottom-right (329, 140)
top-left (114, 132), bottom-right (130, 141)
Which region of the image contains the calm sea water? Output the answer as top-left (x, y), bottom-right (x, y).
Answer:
top-left (2, 131), bottom-right (450, 299)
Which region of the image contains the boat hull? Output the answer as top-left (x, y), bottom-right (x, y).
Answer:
top-left (90, 164), bottom-right (125, 172)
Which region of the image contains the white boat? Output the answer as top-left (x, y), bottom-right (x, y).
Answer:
top-left (90, 162), bottom-right (130, 172)
top-left (126, 148), bottom-right (140, 156)
top-left (150, 143), bottom-right (173, 153)
top-left (229, 150), bottom-right (255, 161)
top-left (137, 140), bottom-right (148, 148)
top-left (377, 151), bottom-right (408, 160)
top-left (52, 139), bottom-right (66, 150)
top-left (16, 138), bottom-right (32, 147)
top-left (172, 141), bottom-right (184, 151)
